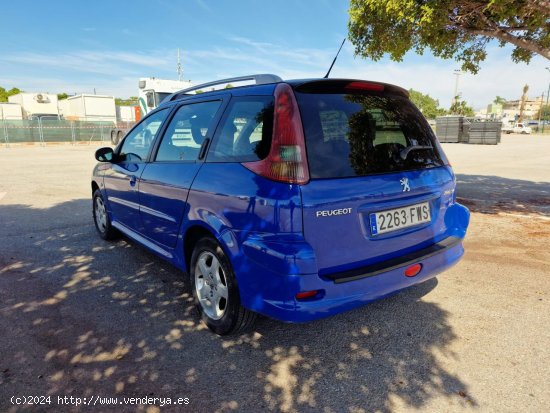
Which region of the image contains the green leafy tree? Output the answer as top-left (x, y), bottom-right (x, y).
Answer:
top-left (348, 0), bottom-right (550, 73)
top-left (449, 97), bottom-right (475, 116)
top-left (57, 93), bottom-right (69, 100)
top-left (115, 96), bottom-right (139, 106)
top-left (408, 89), bottom-right (447, 119)
top-left (537, 104), bottom-right (550, 121)
top-left (0, 87), bottom-right (21, 102)
top-left (493, 96), bottom-right (506, 105)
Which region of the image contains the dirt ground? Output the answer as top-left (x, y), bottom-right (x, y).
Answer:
top-left (0, 135), bottom-right (549, 412)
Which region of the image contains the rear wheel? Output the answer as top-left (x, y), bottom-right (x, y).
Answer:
top-left (92, 189), bottom-right (119, 240)
top-left (190, 237), bottom-right (256, 335)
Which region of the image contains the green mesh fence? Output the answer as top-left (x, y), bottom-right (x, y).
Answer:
top-left (0, 120), bottom-right (116, 145)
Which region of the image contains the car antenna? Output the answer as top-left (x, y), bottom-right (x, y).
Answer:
top-left (324, 38), bottom-right (346, 79)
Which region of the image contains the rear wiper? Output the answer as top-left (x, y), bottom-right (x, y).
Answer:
top-left (400, 145), bottom-right (433, 160)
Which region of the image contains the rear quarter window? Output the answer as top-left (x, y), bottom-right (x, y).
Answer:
top-left (207, 96), bottom-right (274, 162)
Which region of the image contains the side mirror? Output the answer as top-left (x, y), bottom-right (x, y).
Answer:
top-left (95, 147), bottom-right (115, 162)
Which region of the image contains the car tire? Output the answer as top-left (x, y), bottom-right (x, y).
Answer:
top-left (92, 189), bottom-right (119, 240)
top-left (117, 130), bottom-right (124, 145)
top-left (190, 237), bottom-right (256, 335)
top-left (111, 129), bottom-right (118, 145)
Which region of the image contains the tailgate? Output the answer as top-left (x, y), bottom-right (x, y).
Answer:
top-left (300, 167), bottom-right (455, 276)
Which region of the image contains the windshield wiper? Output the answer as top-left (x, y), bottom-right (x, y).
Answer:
top-left (400, 145), bottom-right (433, 160)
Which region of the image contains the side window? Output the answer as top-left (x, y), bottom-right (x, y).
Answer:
top-left (208, 96), bottom-right (274, 162)
top-left (119, 109), bottom-right (169, 162)
top-left (156, 101), bottom-right (222, 162)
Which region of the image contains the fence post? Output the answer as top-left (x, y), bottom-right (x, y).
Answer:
top-left (88, 124), bottom-right (95, 145)
top-left (38, 119), bottom-right (45, 146)
top-left (70, 121), bottom-right (76, 145)
top-left (2, 120), bottom-right (10, 148)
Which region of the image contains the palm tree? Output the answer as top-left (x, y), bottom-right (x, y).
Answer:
top-left (519, 84), bottom-right (529, 122)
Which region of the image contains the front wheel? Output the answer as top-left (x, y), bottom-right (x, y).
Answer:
top-left (190, 237), bottom-right (256, 335)
top-left (92, 189), bottom-right (119, 240)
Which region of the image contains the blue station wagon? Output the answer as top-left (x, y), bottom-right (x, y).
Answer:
top-left (92, 74), bottom-right (470, 335)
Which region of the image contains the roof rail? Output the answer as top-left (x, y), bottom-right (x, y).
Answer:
top-left (166, 74), bottom-right (283, 101)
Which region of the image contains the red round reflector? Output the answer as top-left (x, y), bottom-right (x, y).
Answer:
top-left (404, 263), bottom-right (422, 277)
top-left (295, 290), bottom-right (318, 300)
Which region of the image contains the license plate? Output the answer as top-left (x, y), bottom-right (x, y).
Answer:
top-left (369, 202), bottom-right (431, 236)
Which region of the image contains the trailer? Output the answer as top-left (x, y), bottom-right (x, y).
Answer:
top-left (59, 94), bottom-right (116, 123)
top-left (0, 103), bottom-right (23, 120)
top-left (8, 93), bottom-right (59, 119)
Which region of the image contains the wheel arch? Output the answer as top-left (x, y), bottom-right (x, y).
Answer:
top-left (182, 222), bottom-right (240, 275)
top-left (91, 180), bottom-right (100, 194)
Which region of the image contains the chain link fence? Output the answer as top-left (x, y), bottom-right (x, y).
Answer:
top-left (0, 119), bottom-right (131, 147)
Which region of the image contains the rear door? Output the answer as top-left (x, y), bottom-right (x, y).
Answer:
top-left (103, 108), bottom-right (170, 232)
top-left (138, 98), bottom-right (224, 248)
top-left (295, 82), bottom-right (455, 276)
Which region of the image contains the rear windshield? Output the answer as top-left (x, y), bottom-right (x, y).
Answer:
top-left (295, 91), bottom-right (445, 179)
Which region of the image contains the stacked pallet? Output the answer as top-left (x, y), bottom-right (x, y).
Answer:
top-left (467, 121), bottom-right (502, 145)
top-left (435, 116), bottom-right (462, 143)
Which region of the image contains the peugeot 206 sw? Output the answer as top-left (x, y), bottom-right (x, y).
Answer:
top-left (91, 74), bottom-right (470, 335)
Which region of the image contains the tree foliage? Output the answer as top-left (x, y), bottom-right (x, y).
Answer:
top-left (449, 98), bottom-right (475, 116)
top-left (537, 104), bottom-right (550, 121)
top-left (493, 95), bottom-right (506, 104)
top-left (348, 0), bottom-right (550, 73)
top-left (408, 89), bottom-right (447, 118)
top-left (57, 93), bottom-right (69, 100)
top-left (115, 97), bottom-right (138, 106)
top-left (0, 86), bottom-right (21, 102)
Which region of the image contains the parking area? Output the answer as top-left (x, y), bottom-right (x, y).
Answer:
top-left (0, 135), bottom-right (549, 412)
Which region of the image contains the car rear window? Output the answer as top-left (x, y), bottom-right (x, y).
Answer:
top-left (295, 90), bottom-right (445, 179)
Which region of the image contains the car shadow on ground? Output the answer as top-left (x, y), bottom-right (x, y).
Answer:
top-left (456, 174), bottom-right (550, 216)
top-left (0, 200), bottom-right (476, 412)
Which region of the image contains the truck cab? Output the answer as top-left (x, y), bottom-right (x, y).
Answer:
top-left (138, 77), bottom-right (193, 117)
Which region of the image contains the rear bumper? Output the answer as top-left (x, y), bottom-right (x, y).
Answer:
top-left (237, 235), bottom-right (465, 323)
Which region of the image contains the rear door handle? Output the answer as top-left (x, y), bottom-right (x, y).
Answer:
top-left (129, 175), bottom-right (137, 187)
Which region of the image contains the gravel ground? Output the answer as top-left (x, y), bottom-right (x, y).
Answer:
top-left (0, 135), bottom-right (549, 412)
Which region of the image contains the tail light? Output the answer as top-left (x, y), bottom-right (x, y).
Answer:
top-left (242, 83), bottom-right (309, 184)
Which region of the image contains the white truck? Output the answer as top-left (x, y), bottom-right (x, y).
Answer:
top-left (110, 77), bottom-right (192, 145)
top-left (502, 122), bottom-right (532, 134)
top-left (8, 93), bottom-right (59, 119)
top-left (138, 77), bottom-right (192, 117)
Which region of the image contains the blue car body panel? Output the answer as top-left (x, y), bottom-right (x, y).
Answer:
top-left (92, 80), bottom-right (470, 324)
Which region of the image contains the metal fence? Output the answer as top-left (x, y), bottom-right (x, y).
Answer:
top-left (0, 119), bottom-right (131, 147)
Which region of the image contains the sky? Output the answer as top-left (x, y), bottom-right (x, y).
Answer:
top-left (1, 0), bottom-right (549, 110)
